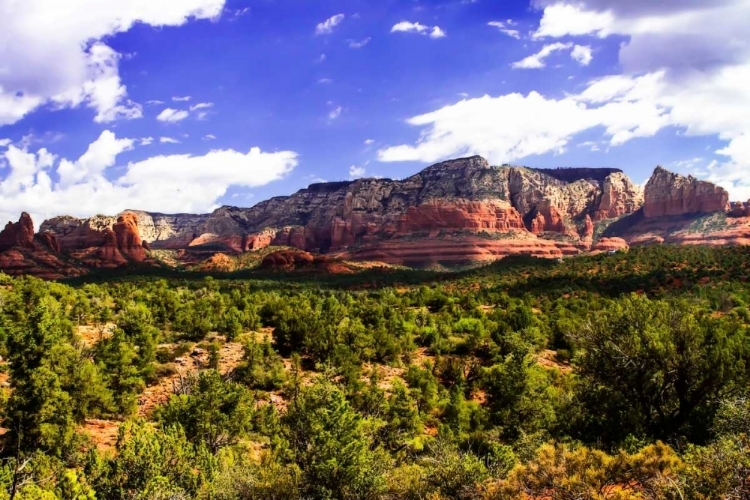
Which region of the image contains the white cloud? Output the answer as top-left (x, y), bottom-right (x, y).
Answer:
top-left (391, 21), bottom-right (429, 34)
top-left (203, 134), bottom-right (217, 140)
top-left (146, 100), bottom-right (165, 105)
top-left (0, 139), bottom-right (10, 148)
top-left (190, 102), bottom-right (213, 111)
top-left (364, 139), bottom-right (375, 145)
top-left (349, 37), bottom-right (371, 49)
top-left (571, 45), bottom-right (593, 66)
top-left (172, 96), bottom-right (192, 102)
top-left (328, 106), bottom-right (342, 120)
top-left (140, 137), bottom-right (154, 146)
top-left (512, 42), bottom-right (572, 69)
top-left (488, 21), bottom-right (521, 39)
top-left (391, 21), bottom-right (446, 38)
top-left (430, 27), bottom-right (447, 39)
top-left (57, 131), bottom-right (133, 188)
top-left (157, 108), bottom-right (190, 123)
top-left (349, 165), bottom-right (366, 178)
top-left (315, 14), bottom-right (345, 35)
top-left (533, 3), bottom-right (615, 39)
top-left (160, 137), bottom-right (180, 144)
top-left (318, 78), bottom-right (333, 85)
top-left (378, 92), bottom-right (596, 164)
top-left (0, 0), bottom-right (225, 126)
top-left (0, 130), bottom-right (298, 224)
top-left (50, 43), bottom-right (143, 123)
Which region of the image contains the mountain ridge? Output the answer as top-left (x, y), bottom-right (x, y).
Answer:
top-left (0, 156), bottom-right (748, 277)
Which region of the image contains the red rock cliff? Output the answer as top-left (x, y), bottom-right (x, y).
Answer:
top-left (0, 212), bottom-right (36, 252)
top-left (643, 166), bottom-right (729, 218)
top-left (113, 212), bottom-right (147, 262)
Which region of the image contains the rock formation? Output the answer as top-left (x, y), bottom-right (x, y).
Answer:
top-left (38, 157), bottom-right (646, 267)
top-left (728, 201), bottom-right (750, 218)
top-left (3, 159), bottom-right (746, 277)
top-left (0, 214), bottom-right (81, 279)
top-left (0, 213), bottom-right (36, 252)
top-left (113, 213), bottom-right (147, 262)
top-left (643, 166), bottom-right (729, 218)
top-left (591, 238), bottom-right (629, 253)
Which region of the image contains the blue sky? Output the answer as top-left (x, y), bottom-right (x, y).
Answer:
top-left (0, 0), bottom-right (748, 224)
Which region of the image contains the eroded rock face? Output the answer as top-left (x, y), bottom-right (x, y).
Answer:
top-left (113, 213), bottom-right (147, 262)
top-left (591, 238), bottom-right (629, 253)
top-left (35, 157), bottom-right (650, 267)
top-left (728, 201), bottom-right (750, 218)
top-left (0, 212), bottom-right (36, 252)
top-left (260, 249), bottom-right (316, 271)
top-left (37, 232), bottom-right (61, 254)
top-left (0, 214), bottom-right (82, 279)
top-left (581, 215), bottom-right (594, 242)
top-left (594, 172), bottom-right (645, 220)
top-left (37, 212), bottom-right (149, 268)
top-left (643, 166), bottom-right (729, 218)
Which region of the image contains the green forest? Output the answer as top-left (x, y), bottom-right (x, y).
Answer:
top-left (0, 245), bottom-right (749, 499)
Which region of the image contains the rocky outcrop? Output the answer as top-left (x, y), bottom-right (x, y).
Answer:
top-left (36, 212), bottom-right (150, 269)
top-left (728, 201), bottom-right (750, 218)
top-left (261, 249), bottom-right (316, 271)
top-left (643, 166), bottom-right (729, 218)
top-left (113, 213), bottom-right (147, 262)
top-left (581, 215), bottom-right (594, 242)
top-left (0, 214), bottom-right (82, 279)
top-left (0, 213), bottom-right (36, 252)
top-left (591, 238), bottom-right (628, 253)
top-left (40, 215), bottom-right (117, 250)
top-left (594, 172), bottom-right (645, 220)
top-left (37, 232), bottom-right (61, 254)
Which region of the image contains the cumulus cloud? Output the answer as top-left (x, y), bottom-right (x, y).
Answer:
top-left (0, 0), bottom-right (225, 126)
top-left (159, 137), bottom-right (180, 144)
top-left (172, 95), bottom-right (192, 102)
top-left (391, 21), bottom-right (447, 38)
top-left (156, 108), bottom-right (190, 123)
top-left (571, 45), bottom-right (593, 66)
top-left (349, 165), bottom-right (366, 178)
top-left (430, 27), bottom-right (447, 39)
top-left (512, 42), bottom-right (572, 69)
top-left (315, 14), bottom-right (345, 35)
top-left (0, 131), bottom-right (298, 224)
top-left (488, 21), bottom-right (521, 39)
top-left (533, 3), bottom-right (615, 39)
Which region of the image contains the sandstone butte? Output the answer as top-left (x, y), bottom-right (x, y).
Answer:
top-left (0, 158), bottom-right (748, 278)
